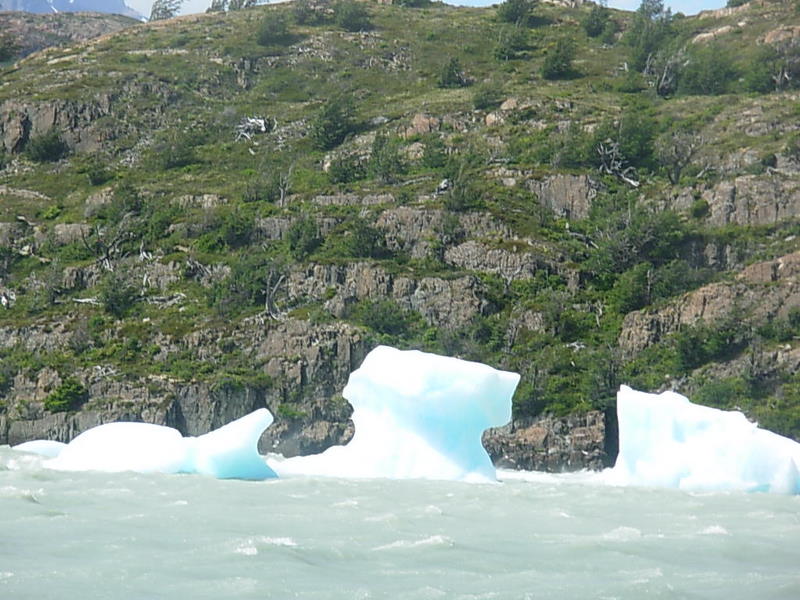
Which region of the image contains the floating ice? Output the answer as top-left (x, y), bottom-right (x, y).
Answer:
top-left (274, 345), bottom-right (520, 482)
top-left (12, 440), bottom-right (67, 458)
top-left (608, 385), bottom-right (800, 494)
top-left (35, 409), bottom-right (276, 480)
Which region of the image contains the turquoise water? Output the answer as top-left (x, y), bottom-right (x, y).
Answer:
top-left (2, 448), bottom-right (799, 600)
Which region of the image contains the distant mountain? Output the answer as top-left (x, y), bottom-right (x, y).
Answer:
top-left (0, 0), bottom-right (143, 19)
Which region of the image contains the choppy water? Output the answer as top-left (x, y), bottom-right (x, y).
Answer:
top-left (2, 448), bottom-right (799, 600)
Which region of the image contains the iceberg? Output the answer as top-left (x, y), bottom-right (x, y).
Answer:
top-left (274, 345), bottom-right (521, 482)
top-left (608, 385), bottom-right (800, 494)
top-left (30, 409), bottom-right (276, 480)
top-left (12, 439), bottom-right (67, 458)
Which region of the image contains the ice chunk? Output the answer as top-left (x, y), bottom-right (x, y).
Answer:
top-left (11, 440), bottom-right (67, 458)
top-left (41, 409), bottom-right (276, 480)
top-left (275, 346), bottom-right (520, 482)
top-left (608, 385), bottom-right (800, 494)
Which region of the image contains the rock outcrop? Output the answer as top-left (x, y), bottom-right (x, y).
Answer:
top-left (483, 410), bottom-right (615, 472)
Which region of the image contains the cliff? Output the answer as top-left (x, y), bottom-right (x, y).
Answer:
top-left (2, 0), bottom-right (800, 469)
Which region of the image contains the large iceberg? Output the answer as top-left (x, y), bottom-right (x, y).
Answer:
top-left (16, 409), bottom-right (276, 480)
top-left (274, 345), bottom-right (521, 482)
top-left (608, 385), bottom-right (800, 494)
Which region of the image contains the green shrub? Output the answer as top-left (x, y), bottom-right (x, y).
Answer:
top-left (286, 217), bottom-right (321, 260)
top-left (472, 83), bottom-right (504, 110)
top-left (541, 38), bottom-right (576, 80)
top-left (26, 129), bottom-right (70, 163)
top-left (328, 153), bottom-right (366, 184)
top-left (494, 26), bottom-right (527, 61)
top-left (351, 299), bottom-right (418, 336)
top-left (44, 377), bottom-right (89, 413)
top-left (678, 45), bottom-right (737, 96)
top-left (333, 0), bottom-right (372, 32)
top-left (421, 135), bottom-right (447, 169)
top-left (496, 0), bottom-right (534, 25)
top-left (583, 2), bottom-right (609, 38)
top-left (310, 96), bottom-right (356, 150)
top-left (368, 132), bottom-right (404, 183)
top-left (84, 155), bottom-right (114, 186)
top-left (99, 269), bottom-right (139, 318)
top-left (438, 57), bottom-right (468, 88)
top-left (256, 14), bottom-right (294, 46)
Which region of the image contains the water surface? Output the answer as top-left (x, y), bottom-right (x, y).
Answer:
top-left (2, 448), bottom-right (798, 599)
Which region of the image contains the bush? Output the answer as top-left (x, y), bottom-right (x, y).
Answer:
top-left (583, 2), bottom-right (609, 38)
top-left (84, 155), bottom-right (113, 186)
top-left (421, 135), bottom-right (447, 169)
top-left (0, 34), bottom-right (18, 62)
top-left (99, 269), bottom-right (139, 318)
top-left (26, 129), bottom-right (70, 163)
top-left (496, 0), bottom-right (534, 25)
top-left (44, 378), bottom-right (89, 413)
top-left (472, 83), bottom-right (504, 110)
top-left (494, 26), bottom-right (527, 61)
top-left (333, 1), bottom-right (371, 32)
top-left (541, 38), bottom-right (576, 80)
top-left (368, 132), bottom-right (404, 183)
top-left (328, 153), bottom-right (366, 183)
top-left (678, 45), bottom-right (737, 96)
top-left (310, 96), bottom-right (356, 150)
top-left (256, 14), bottom-right (294, 46)
top-left (351, 299), bottom-right (418, 336)
top-left (286, 217), bottom-right (321, 260)
top-left (438, 57), bottom-right (468, 88)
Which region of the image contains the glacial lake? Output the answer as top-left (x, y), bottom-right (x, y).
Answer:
top-left (2, 447), bottom-right (799, 600)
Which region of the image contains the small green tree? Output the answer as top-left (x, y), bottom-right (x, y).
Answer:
top-left (310, 96), bottom-right (356, 150)
top-left (623, 0), bottom-right (674, 72)
top-left (472, 83), bottom-right (504, 110)
top-left (44, 378), bottom-right (89, 413)
top-left (583, 1), bottom-right (609, 38)
top-left (496, 0), bottom-right (535, 25)
top-left (0, 34), bottom-right (18, 62)
top-left (328, 153), bottom-right (366, 183)
top-left (150, 0), bottom-right (183, 21)
top-left (286, 217), bottom-right (321, 260)
top-left (541, 38), bottom-right (576, 80)
top-left (368, 132), bottom-right (404, 183)
top-left (334, 0), bottom-right (372, 32)
top-left (26, 129), bottom-right (70, 163)
top-left (438, 57), bottom-right (468, 88)
top-left (257, 14), bottom-right (294, 46)
top-left (678, 44), bottom-right (737, 95)
top-left (494, 26), bottom-right (527, 61)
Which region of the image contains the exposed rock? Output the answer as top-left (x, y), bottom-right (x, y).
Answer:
top-left (172, 194), bottom-right (227, 210)
top-left (445, 240), bottom-right (544, 281)
top-left (618, 250), bottom-right (800, 356)
top-left (483, 410), bottom-right (614, 472)
top-left (404, 113), bottom-right (440, 138)
top-left (311, 193), bottom-right (394, 207)
top-left (702, 174), bottom-right (800, 226)
top-left (526, 174), bottom-right (598, 220)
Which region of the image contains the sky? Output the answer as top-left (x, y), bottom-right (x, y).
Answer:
top-left (126, 0), bottom-right (728, 19)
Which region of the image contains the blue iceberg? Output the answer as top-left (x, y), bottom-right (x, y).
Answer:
top-left (608, 386), bottom-right (800, 494)
top-left (275, 345), bottom-right (521, 482)
top-left (30, 409), bottom-right (276, 480)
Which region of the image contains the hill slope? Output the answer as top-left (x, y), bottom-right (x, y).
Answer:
top-left (2, 0), bottom-right (800, 468)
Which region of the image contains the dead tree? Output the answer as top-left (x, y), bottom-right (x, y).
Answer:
top-left (597, 139), bottom-right (640, 188)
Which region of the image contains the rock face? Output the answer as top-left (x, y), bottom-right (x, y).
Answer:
top-left (483, 410), bottom-right (615, 472)
top-left (702, 174), bottom-right (800, 226)
top-left (0, 11), bottom-right (139, 62)
top-left (526, 174), bottom-right (598, 221)
top-left (618, 250), bottom-right (800, 357)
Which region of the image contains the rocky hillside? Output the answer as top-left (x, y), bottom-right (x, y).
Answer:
top-left (0, 11), bottom-right (139, 60)
top-left (1, 0), bottom-right (800, 470)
